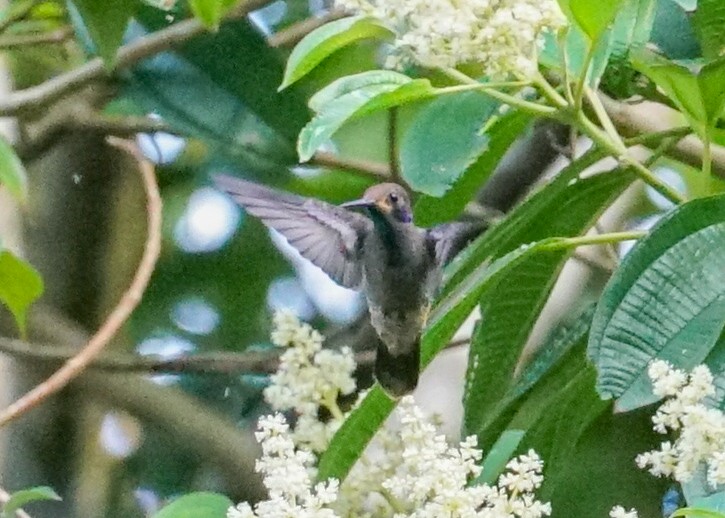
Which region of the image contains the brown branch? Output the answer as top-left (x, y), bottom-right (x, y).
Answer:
top-left (0, 0), bottom-right (274, 116)
top-left (310, 150), bottom-right (391, 179)
top-left (0, 486), bottom-right (33, 518)
top-left (600, 92), bottom-right (725, 178)
top-left (0, 334), bottom-right (374, 374)
top-left (0, 334), bottom-right (470, 375)
top-left (267, 8), bottom-right (346, 48)
top-left (0, 139), bottom-right (162, 427)
top-left (0, 26), bottom-right (73, 49)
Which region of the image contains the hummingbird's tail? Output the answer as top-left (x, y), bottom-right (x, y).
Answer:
top-left (374, 337), bottom-right (419, 398)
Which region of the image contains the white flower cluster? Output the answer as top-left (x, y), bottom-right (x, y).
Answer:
top-left (264, 310), bottom-right (357, 452)
top-left (339, 396), bottom-right (551, 517)
top-left (609, 506), bottom-right (638, 518)
top-left (230, 313), bottom-right (552, 518)
top-left (227, 414), bottom-right (340, 518)
top-left (334, 0), bottom-right (566, 78)
top-left (636, 360), bottom-right (725, 487)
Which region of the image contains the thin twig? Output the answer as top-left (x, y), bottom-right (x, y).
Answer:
top-left (311, 150), bottom-right (391, 179)
top-left (0, 0), bottom-right (41, 34)
top-left (0, 0), bottom-right (274, 116)
top-left (0, 334), bottom-right (470, 375)
top-left (267, 8), bottom-right (346, 48)
top-left (0, 26), bottom-right (73, 49)
top-left (0, 486), bottom-right (33, 518)
top-left (0, 139), bottom-right (162, 427)
top-left (388, 107), bottom-right (402, 183)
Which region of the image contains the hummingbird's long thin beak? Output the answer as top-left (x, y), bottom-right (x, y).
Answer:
top-left (341, 198), bottom-right (374, 210)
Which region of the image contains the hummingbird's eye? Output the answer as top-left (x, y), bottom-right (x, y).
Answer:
top-left (388, 193), bottom-right (399, 204)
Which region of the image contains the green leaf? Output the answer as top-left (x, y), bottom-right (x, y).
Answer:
top-left (0, 250), bottom-right (44, 337)
top-left (151, 492), bottom-right (232, 518)
top-left (0, 134), bottom-right (27, 202)
top-left (308, 70), bottom-right (412, 112)
top-left (692, 0), bottom-right (725, 60)
top-left (135, 10), bottom-right (309, 144)
top-left (600, 0), bottom-right (658, 97)
top-left (316, 386), bottom-right (395, 481)
top-left (298, 78), bottom-right (435, 162)
top-left (567, 0), bottom-right (626, 41)
top-left (399, 92), bottom-right (497, 197)
top-left (473, 429), bottom-right (525, 485)
top-left (540, 25), bottom-right (612, 88)
top-left (280, 16), bottom-right (393, 90)
top-left (188, 0), bottom-right (230, 29)
top-left (414, 110), bottom-right (532, 226)
top-left (651, 0), bottom-right (701, 60)
top-left (589, 194), bottom-right (725, 412)
top-left (464, 169), bottom-right (634, 434)
top-left (632, 50), bottom-right (725, 137)
top-left (515, 364), bottom-right (608, 495)
top-left (72, 0), bottom-right (136, 68)
top-left (2, 486), bottom-right (60, 518)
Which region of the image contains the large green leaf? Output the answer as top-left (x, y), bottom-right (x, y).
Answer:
top-left (567, 0), bottom-right (626, 41)
top-left (692, 0), bottom-right (725, 60)
top-left (463, 169), bottom-right (634, 434)
top-left (127, 54), bottom-right (296, 173)
top-left (280, 16), bottom-right (393, 90)
top-left (1, 486), bottom-right (60, 518)
top-left (413, 110), bottom-right (532, 226)
top-left (0, 250), bottom-right (44, 337)
top-left (297, 77), bottom-right (435, 162)
top-left (589, 194), bottom-right (725, 411)
top-left (473, 429), bottom-right (525, 485)
top-left (514, 363), bottom-right (608, 496)
top-left (0, 134), bottom-right (27, 202)
top-left (151, 492), bottom-right (232, 518)
top-left (72, 0), bottom-right (136, 68)
top-left (135, 9), bottom-right (309, 144)
top-left (540, 25), bottom-right (612, 87)
top-left (601, 0), bottom-right (658, 97)
top-left (399, 92), bottom-right (497, 197)
top-left (651, 0), bottom-right (701, 60)
top-left (632, 50), bottom-right (725, 137)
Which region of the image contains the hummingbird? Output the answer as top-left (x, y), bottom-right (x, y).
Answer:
top-left (214, 175), bottom-right (486, 397)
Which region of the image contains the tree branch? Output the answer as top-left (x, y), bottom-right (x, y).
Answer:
top-left (0, 0), bottom-right (273, 116)
top-left (600, 92), bottom-right (725, 178)
top-left (0, 139), bottom-right (162, 427)
top-left (267, 8), bottom-right (346, 48)
top-left (0, 26), bottom-right (73, 49)
top-left (310, 151), bottom-right (391, 179)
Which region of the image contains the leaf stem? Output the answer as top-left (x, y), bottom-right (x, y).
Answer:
top-left (541, 231), bottom-right (647, 251)
top-left (700, 135), bottom-right (713, 196)
top-left (576, 113), bottom-right (686, 204)
top-left (438, 69), bottom-right (557, 116)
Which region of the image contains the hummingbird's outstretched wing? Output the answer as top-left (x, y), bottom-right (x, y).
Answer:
top-left (214, 175), bottom-right (372, 289)
top-left (427, 221), bottom-right (489, 267)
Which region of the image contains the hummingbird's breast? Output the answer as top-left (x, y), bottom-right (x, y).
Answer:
top-left (361, 221), bottom-right (438, 355)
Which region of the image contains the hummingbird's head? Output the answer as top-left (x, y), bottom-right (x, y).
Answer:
top-left (342, 183), bottom-right (412, 223)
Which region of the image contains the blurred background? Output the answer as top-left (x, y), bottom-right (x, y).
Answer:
top-left (0, 0), bottom-right (703, 516)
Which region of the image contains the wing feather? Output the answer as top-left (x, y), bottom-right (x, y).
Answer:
top-left (214, 175), bottom-right (370, 288)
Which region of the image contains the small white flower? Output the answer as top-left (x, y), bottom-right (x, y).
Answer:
top-left (264, 310), bottom-right (356, 452)
top-left (610, 505), bottom-right (638, 518)
top-left (637, 362), bottom-right (725, 487)
top-left (334, 0), bottom-right (567, 79)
